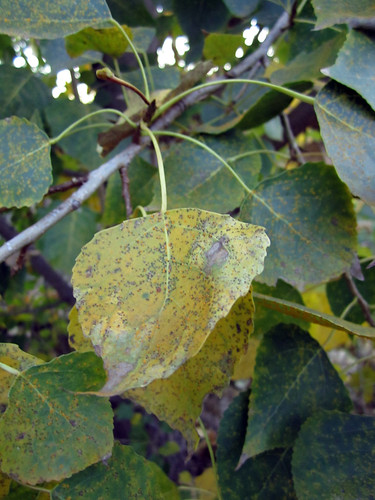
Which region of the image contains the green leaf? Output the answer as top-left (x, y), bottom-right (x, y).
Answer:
top-left (105, 0), bottom-right (155, 27)
top-left (0, 65), bottom-right (51, 120)
top-left (45, 100), bottom-right (105, 169)
top-left (311, 0), bottom-right (375, 30)
top-left (252, 280), bottom-right (309, 337)
top-left (127, 27), bottom-right (156, 52)
top-left (238, 82), bottom-right (312, 129)
top-left (66, 25), bottom-right (132, 58)
top-left (0, 352), bottom-right (113, 485)
top-left (326, 264), bottom-right (375, 324)
top-left (217, 391), bottom-right (296, 499)
top-left (37, 205), bottom-right (97, 276)
top-left (0, 117), bottom-right (52, 208)
top-left (323, 30), bottom-right (375, 111)
top-left (253, 291), bottom-right (375, 339)
top-left (125, 292), bottom-right (255, 449)
top-left (0, 472), bottom-right (11, 498)
top-left (0, 0), bottom-right (112, 39)
top-left (270, 32), bottom-right (346, 85)
top-left (315, 82), bottom-right (375, 206)
top-left (0, 343), bottom-right (43, 405)
top-left (51, 442), bottom-right (180, 499)
top-left (240, 162), bottom-right (357, 290)
top-left (40, 38), bottom-right (101, 74)
top-left (203, 33), bottom-right (245, 66)
top-left (102, 156), bottom-right (156, 227)
top-left (72, 208), bottom-right (269, 394)
top-left (150, 133), bottom-right (261, 212)
top-left (292, 411), bottom-right (375, 499)
top-left (174, 0), bottom-right (230, 61)
top-left (222, 0), bottom-right (259, 17)
top-left (243, 324), bottom-right (352, 457)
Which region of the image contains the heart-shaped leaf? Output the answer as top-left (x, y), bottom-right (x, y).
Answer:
top-left (0, 352), bottom-right (113, 485)
top-left (72, 208), bottom-right (269, 394)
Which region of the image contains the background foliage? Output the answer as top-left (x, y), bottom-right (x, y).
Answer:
top-left (0, 0), bottom-right (375, 498)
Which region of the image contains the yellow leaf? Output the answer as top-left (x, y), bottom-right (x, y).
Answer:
top-left (68, 306), bottom-right (93, 352)
top-left (303, 287), bottom-right (349, 350)
top-left (72, 208), bottom-right (269, 394)
top-left (126, 292), bottom-right (255, 448)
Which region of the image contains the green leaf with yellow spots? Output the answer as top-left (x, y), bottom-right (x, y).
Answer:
top-left (243, 324), bottom-right (352, 458)
top-left (51, 442), bottom-right (180, 499)
top-left (125, 292), bottom-right (255, 449)
top-left (0, 117), bottom-right (52, 208)
top-left (0, 0), bottom-right (112, 39)
top-left (240, 162), bottom-right (357, 290)
top-left (0, 343), bottom-right (43, 405)
top-left (311, 0), bottom-right (375, 30)
top-left (72, 208), bottom-right (270, 394)
top-left (66, 25), bottom-right (132, 58)
top-left (315, 82), bottom-right (375, 206)
top-left (0, 352), bottom-right (113, 485)
top-left (292, 411), bottom-right (375, 499)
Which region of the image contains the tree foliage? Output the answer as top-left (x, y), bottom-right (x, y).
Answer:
top-left (0, 0), bottom-right (375, 498)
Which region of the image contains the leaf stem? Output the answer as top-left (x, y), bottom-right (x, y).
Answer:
top-left (0, 361), bottom-right (20, 376)
top-left (110, 19), bottom-right (150, 101)
top-left (113, 58), bottom-right (129, 106)
top-left (155, 78), bottom-right (315, 118)
top-left (96, 67), bottom-right (150, 106)
top-left (198, 416), bottom-right (223, 500)
top-left (49, 108), bottom-right (136, 145)
top-left (142, 127), bottom-right (167, 212)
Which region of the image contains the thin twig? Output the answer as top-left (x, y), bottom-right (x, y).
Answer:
top-left (47, 176), bottom-right (88, 195)
top-left (281, 112), bottom-right (306, 164)
top-left (344, 272), bottom-right (375, 327)
top-left (119, 166), bottom-right (133, 216)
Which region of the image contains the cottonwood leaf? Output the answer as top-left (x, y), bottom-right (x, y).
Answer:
top-left (0, 117), bottom-right (52, 208)
top-left (292, 411), bottom-right (375, 499)
top-left (243, 324), bottom-right (352, 458)
top-left (217, 391), bottom-right (296, 500)
top-left (51, 442), bottom-right (180, 500)
top-left (0, 472), bottom-right (11, 498)
top-left (0, 352), bottom-right (113, 485)
top-left (222, 0), bottom-right (259, 17)
top-left (0, 0), bottom-right (112, 39)
top-left (0, 65), bottom-right (51, 120)
top-left (253, 291), bottom-right (375, 339)
top-left (66, 25), bottom-right (132, 58)
top-left (315, 82), bottom-right (375, 206)
top-left (323, 30), bottom-right (375, 111)
top-left (240, 162), bottom-right (357, 290)
top-left (150, 133), bottom-right (261, 213)
top-left (125, 292), bottom-right (255, 449)
top-left (203, 33), bottom-right (245, 66)
top-left (0, 343), bottom-right (43, 405)
top-left (311, 0), bottom-right (375, 30)
top-left (68, 306), bottom-right (93, 352)
top-left (72, 208), bottom-right (269, 394)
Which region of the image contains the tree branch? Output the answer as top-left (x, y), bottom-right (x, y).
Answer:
top-left (0, 217), bottom-right (75, 305)
top-left (0, 9), bottom-right (293, 264)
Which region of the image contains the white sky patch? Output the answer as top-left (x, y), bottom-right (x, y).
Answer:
top-left (258, 27), bottom-right (269, 43)
top-left (13, 56), bottom-right (26, 68)
top-left (235, 47), bottom-right (244, 58)
top-left (52, 68), bottom-right (72, 98)
top-left (243, 18), bottom-right (260, 46)
top-left (157, 35), bottom-right (189, 68)
top-left (24, 47), bottom-right (39, 68)
top-left (267, 46), bottom-right (275, 57)
top-left (156, 5), bottom-right (163, 13)
top-left (224, 63), bottom-right (231, 71)
top-left (77, 83), bottom-right (96, 104)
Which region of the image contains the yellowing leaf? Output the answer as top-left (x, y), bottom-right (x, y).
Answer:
top-left (72, 208), bottom-right (270, 394)
top-left (303, 288), bottom-right (349, 350)
top-left (0, 343), bottom-right (43, 405)
top-left (66, 25), bottom-right (132, 58)
top-left (68, 306), bottom-right (93, 352)
top-left (126, 292), bottom-right (255, 448)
